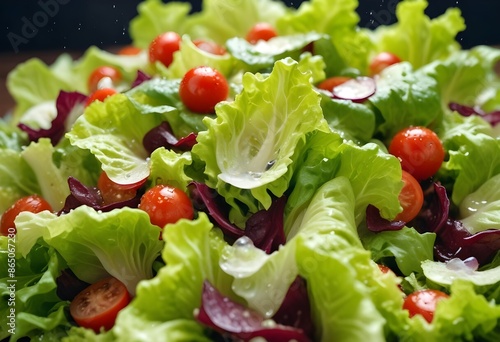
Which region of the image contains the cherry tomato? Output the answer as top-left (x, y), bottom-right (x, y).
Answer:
top-left (86, 88), bottom-right (118, 107)
top-left (117, 45), bottom-right (142, 56)
top-left (394, 170), bottom-right (424, 223)
top-left (403, 289), bottom-right (449, 323)
top-left (70, 277), bottom-right (131, 333)
top-left (97, 172), bottom-right (146, 205)
top-left (138, 184), bottom-right (194, 228)
top-left (389, 126), bottom-right (445, 181)
top-left (148, 31), bottom-right (181, 67)
top-left (88, 66), bottom-right (122, 92)
top-left (1, 195), bottom-right (52, 236)
top-left (317, 76), bottom-right (352, 92)
top-left (369, 52), bottom-right (401, 75)
top-left (179, 66), bottom-right (229, 114)
top-left (246, 22), bottom-right (278, 44)
top-left (193, 39), bottom-right (227, 56)
top-left (378, 264), bottom-right (393, 275)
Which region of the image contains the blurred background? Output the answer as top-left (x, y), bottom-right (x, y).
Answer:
top-left (0, 0), bottom-right (499, 54)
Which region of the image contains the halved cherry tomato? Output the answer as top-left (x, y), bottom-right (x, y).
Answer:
top-left (148, 31), bottom-right (181, 67)
top-left (395, 170), bottom-right (424, 223)
top-left (138, 184), bottom-right (194, 228)
top-left (317, 76), bottom-right (352, 92)
top-left (88, 66), bottom-right (122, 92)
top-left (117, 45), bottom-right (142, 56)
top-left (1, 195), bottom-right (52, 235)
top-left (70, 277), bottom-right (131, 333)
top-left (97, 172), bottom-right (146, 205)
top-left (193, 39), bottom-right (227, 56)
top-left (86, 88), bottom-right (118, 107)
top-left (369, 52), bottom-right (401, 75)
top-left (403, 289), bottom-right (449, 323)
top-left (246, 22), bottom-right (278, 44)
top-left (179, 66), bottom-right (229, 114)
top-left (389, 126), bottom-right (445, 181)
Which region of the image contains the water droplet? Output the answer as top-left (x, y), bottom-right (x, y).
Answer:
top-left (265, 160), bottom-right (275, 170)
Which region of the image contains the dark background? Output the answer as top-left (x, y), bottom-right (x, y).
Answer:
top-left (0, 0), bottom-right (499, 54)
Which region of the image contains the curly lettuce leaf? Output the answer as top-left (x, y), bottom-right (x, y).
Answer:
top-left (149, 148), bottom-right (193, 192)
top-left (15, 206), bottom-right (164, 296)
top-left (192, 57), bottom-right (327, 218)
top-left (371, 0), bottom-right (465, 69)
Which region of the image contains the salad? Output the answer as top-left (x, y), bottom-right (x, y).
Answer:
top-left (1, 0), bottom-right (500, 341)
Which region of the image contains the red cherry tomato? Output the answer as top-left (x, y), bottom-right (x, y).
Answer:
top-left (389, 126), bottom-right (445, 181)
top-left (1, 195), bottom-right (53, 236)
top-left (97, 172), bottom-right (146, 205)
top-left (117, 45), bottom-right (142, 56)
top-left (378, 264), bottom-right (393, 275)
top-left (395, 170), bottom-right (424, 223)
top-left (148, 31), bottom-right (181, 67)
top-left (88, 66), bottom-right (122, 92)
top-left (369, 52), bottom-right (401, 75)
top-left (86, 88), bottom-right (118, 107)
top-left (193, 39), bottom-right (227, 56)
top-left (70, 277), bottom-right (131, 333)
top-left (403, 289), bottom-right (449, 323)
top-left (317, 76), bottom-right (352, 92)
top-left (246, 22), bottom-right (278, 44)
top-left (179, 66), bottom-right (229, 114)
top-left (138, 184), bottom-right (194, 228)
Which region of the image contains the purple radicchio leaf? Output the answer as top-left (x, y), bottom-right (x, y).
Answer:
top-left (434, 220), bottom-right (500, 265)
top-left (413, 182), bottom-right (450, 234)
top-left (56, 268), bottom-right (90, 301)
top-left (195, 280), bottom-right (311, 342)
top-left (58, 176), bottom-right (141, 215)
top-left (188, 182), bottom-right (287, 253)
top-left (449, 102), bottom-right (500, 126)
top-left (131, 70), bottom-right (152, 89)
top-left (365, 204), bottom-right (405, 232)
top-left (18, 91), bottom-right (87, 145)
top-left (272, 276), bottom-right (315, 340)
top-left (143, 121), bottom-right (197, 153)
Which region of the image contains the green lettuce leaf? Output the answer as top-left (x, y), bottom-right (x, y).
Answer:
top-left (15, 206), bottom-right (164, 296)
top-left (371, 0), bottom-right (465, 69)
top-left (192, 57), bottom-right (328, 220)
top-left (149, 148), bottom-right (193, 192)
top-left (0, 240), bottom-right (70, 341)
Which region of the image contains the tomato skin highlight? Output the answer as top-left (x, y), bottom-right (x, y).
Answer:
top-left (179, 66), bottom-right (229, 114)
top-left (395, 170), bottom-right (424, 223)
top-left (1, 195), bottom-right (53, 235)
top-left (317, 76), bottom-right (352, 92)
top-left (246, 22), bottom-right (278, 44)
top-left (88, 66), bottom-right (122, 92)
top-left (70, 277), bottom-right (131, 333)
top-left (389, 126), bottom-right (445, 181)
top-left (86, 88), bottom-right (118, 107)
top-left (369, 52), bottom-right (401, 75)
top-left (97, 172), bottom-right (146, 205)
top-left (403, 289), bottom-right (449, 323)
top-left (193, 39), bottom-right (227, 56)
top-left (138, 184), bottom-right (194, 228)
top-left (148, 31), bottom-right (181, 67)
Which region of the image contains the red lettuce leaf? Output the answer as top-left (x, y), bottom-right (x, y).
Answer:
top-left (143, 121), bottom-right (197, 153)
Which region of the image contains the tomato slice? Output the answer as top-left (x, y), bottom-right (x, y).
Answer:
top-left (86, 88), bottom-right (118, 107)
top-left (246, 22), bottom-right (278, 44)
top-left (369, 52), bottom-right (401, 75)
top-left (193, 39), bottom-right (227, 56)
top-left (179, 66), bottom-right (229, 114)
top-left (138, 184), bottom-right (194, 228)
top-left (70, 277), bottom-right (131, 333)
top-left (97, 172), bottom-right (146, 205)
top-left (148, 31), bottom-right (181, 67)
top-left (1, 195), bottom-right (53, 235)
top-left (403, 289), bottom-right (449, 323)
top-left (395, 170), bottom-right (424, 223)
top-left (317, 76), bottom-right (352, 92)
top-left (389, 126), bottom-right (445, 181)
top-left (88, 66), bottom-right (122, 92)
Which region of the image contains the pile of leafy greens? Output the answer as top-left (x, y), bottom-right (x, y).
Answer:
top-left (1, 0), bottom-right (500, 341)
